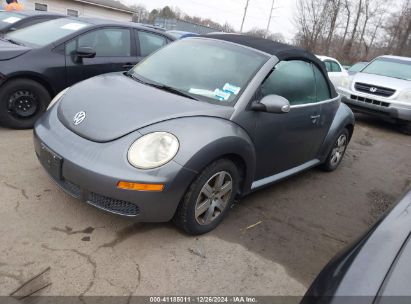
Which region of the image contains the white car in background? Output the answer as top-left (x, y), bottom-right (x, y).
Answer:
top-left (338, 55), bottom-right (411, 134)
top-left (317, 55), bottom-right (349, 88)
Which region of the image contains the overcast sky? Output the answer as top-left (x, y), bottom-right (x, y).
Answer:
top-left (120, 0), bottom-right (297, 41)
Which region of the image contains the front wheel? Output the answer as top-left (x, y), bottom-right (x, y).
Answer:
top-left (0, 79), bottom-right (51, 129)
top-left (173, 159), bottom-right (240, 235)
top-left (320, 129), bottom-right (349, 172)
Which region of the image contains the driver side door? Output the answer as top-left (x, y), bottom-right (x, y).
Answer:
top-left (253, 60), bottom-right (327, 182)
top-left (65, 27), bottom-right (137, 86)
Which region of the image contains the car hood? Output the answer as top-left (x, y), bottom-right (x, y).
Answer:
top-left (58, 73), bottom-right (235, 143)
top-left (353, 72), bottom-right (411, 91)
top-left (0, 39), bottom-right (31, 60)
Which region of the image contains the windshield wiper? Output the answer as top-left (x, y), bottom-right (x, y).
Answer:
top-left (3, 38), bottom-right (24, 46)
top-left (148, 83), bottom-right (199, 101)
top-left (126, 73), bottom-right (199, 101)
top-left (126, 72), bottom-right (145, 83)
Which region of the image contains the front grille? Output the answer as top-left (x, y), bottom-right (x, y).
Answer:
top-left (87, 192), bottom-right (139, 216)
top-left (350, 94), bottom-right (390, 107)
top-left (61, 179), bottom-right (81, 198)
top-left (354, 82), bottom-right (395, 97)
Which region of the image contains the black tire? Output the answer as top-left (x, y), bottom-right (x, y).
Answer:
top-left (0, 79), bottom-right (51, 129)
top-left (320, 128), bottom-right (350, 172)
top-left (400, 121), bottom-right (411, 135)
top-left (173, 159), bottom-right (240, 235)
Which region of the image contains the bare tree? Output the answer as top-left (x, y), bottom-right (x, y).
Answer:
top-left (341, 0), bottom-right (352, 45)
top-left (294, 0), bottom-right (331, 51)
top-left (325, 0), bottom-right (343, 50)
top-left (343, 0), bottom-right (363, 60)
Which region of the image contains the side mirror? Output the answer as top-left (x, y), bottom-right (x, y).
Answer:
top-left (251, 94), bottom-right (291, 114)
top-left (76, 46), bottom-right (96, 59)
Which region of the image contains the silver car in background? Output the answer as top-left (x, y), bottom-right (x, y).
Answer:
top-left (338, 55), bottom-right (411, 134)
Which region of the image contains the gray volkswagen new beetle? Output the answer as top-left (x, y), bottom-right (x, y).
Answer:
top-left (34, 34), bottom-right (355, 235)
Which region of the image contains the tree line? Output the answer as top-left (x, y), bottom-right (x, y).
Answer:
top-left (294, 0), bottom-right (411, 64)
top-left (129, 1), bottom-right (410, 64)
top-left (129, 5), bottom-right (236, 33)
top-left (128, 5), bottom-right (285, 42)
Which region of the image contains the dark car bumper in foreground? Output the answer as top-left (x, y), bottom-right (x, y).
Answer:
top-left (302, 189), bottom-right (411, 304)
top-left (34, 107), bottom-right (196, 222)
top-left (340, 94), bottom-right (411, 122)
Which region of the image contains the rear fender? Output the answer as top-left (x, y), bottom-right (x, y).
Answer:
top-left (319, 102), bottom-right (355, 161)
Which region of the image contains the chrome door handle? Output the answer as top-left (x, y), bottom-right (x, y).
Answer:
top-left (311, 114), bottom-right (321, 123)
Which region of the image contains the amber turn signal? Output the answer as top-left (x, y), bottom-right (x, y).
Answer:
top-left (117, 181), bottom-right (164, 192)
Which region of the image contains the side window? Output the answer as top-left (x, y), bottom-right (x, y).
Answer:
top-left (313, 65), bottom-right (331, 101)
top-left (65, 39), bottom-right (77, 56)
top-left (77, 28), bottom-right (131, 57)
top-left (331, 61), bottom-right (342, 72)
top-left (261, 60), bottom-right (317, 105)
top-left (138, 31), bottom-right (166, 57)
top-left (324, 61), bottom-right (332, 72)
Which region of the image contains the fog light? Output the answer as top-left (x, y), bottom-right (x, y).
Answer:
top-left (117, 181), bottom-right (164, 192)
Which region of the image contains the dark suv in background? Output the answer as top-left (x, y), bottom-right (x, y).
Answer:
top-left (0, 17), bottom-right (174, 129)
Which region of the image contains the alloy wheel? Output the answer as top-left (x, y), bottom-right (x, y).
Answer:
top-left (195, 171), bottom-right (233, 225)
top-left (330, 134), bottom-right (347, 166)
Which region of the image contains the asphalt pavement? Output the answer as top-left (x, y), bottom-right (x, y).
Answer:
top-left (0, 114), bottom-right (410, 296)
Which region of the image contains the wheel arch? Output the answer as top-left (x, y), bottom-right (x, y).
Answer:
top-left (139, 117), bottom-right (257, 196)
top-left (345, 123), bottom-right (354, 140)
top-left (318, 102), bottom-right (355, 161)
top-left (1, 72), bottom-right (56, 99)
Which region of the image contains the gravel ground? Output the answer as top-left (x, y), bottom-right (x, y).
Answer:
top-left (0, 114), bottom-right (410, 297)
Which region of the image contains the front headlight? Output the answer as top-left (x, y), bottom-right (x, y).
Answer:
top-left (339, 76), bottom-right (353, 90)
top-left (128, 132), bottom-right (179, 169)
top-left (47, 87), bottom-right (70, 110)
top-left (398, 90), bottom-right (411, 102)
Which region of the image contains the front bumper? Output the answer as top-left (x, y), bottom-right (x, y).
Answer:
top-left (34, 106), bottom-right (197, 222)
top-left (339, 88), bottom-right (411, 122)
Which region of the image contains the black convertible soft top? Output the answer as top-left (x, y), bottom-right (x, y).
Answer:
top-left (202, 34), bottom-right (338, 98)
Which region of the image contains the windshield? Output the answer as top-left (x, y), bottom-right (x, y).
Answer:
top-left (0, 11), bottom-right (24, 30)
top-left (361, 57), bottom-right (411, 80)
top-left (130, 39), bottom-right (268, 105)
top-left (348, 62), bottom-right (368, 72)
top-left (5, 18), bottom-right (91, 47)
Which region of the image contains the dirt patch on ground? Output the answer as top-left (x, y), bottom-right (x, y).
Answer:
top-left (367, 190), bottom-right (397, 221)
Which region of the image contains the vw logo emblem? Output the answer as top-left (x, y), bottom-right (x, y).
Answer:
top-left (73, 111), bottom-right (86, 126)
top-left (369, 87), bottom-right (378, 93)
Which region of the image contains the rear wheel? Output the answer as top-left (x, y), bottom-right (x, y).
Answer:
top-left (0, 79), bottom-right (50, 129)
top-left (320, 128), bottom-right (349, 172)
top-left (174, 159), bottom-right (239, 235)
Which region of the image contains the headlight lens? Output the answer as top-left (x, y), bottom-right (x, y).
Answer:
top-left (47, 87), bottom-right (70, 110)
top-left (398, 90), bottom-right (411, 102)
top-left (339, 76), bottom-right (352, 90)
top-left (128, 132), bottom-right (179, 169)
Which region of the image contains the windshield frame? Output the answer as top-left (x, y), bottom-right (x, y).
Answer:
top-left (130, 37), bottom-right (270, 107)
top-left (4, 18), bottom-right (92, 48)
top-left (360, 57), bottom-right (411, 81)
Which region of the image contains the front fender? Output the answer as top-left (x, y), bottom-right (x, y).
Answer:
top-left (319, 102), bottom-right (355, 161)
top-left (139, 116), bottom-right (256, 195)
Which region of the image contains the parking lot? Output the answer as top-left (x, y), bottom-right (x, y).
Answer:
top-left (0, 114), bottom-right (410, 296)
